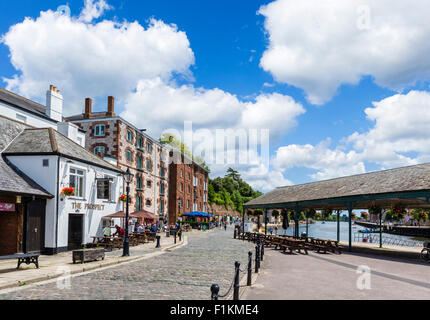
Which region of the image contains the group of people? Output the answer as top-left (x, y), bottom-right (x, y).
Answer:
top-left (102, 222), bottom-right (157, 238)
top-left (134, 222), bottom-right (157, 233)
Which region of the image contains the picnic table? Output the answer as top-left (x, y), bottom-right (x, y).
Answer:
top-left (90, 236), bottom-right (123, 251)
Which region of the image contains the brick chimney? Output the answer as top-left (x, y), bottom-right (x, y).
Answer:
top-left (84, 98), bottom-right (92, 119)
top-left (107, 96), bottom-right (115, 117)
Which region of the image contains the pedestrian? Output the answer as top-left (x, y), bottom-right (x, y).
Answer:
top-left (113, 225), bottom-right (125, 237)
top-left (137, 224), bottom-right (143, 233)
top-left (103, 224), bottom-right (111, 237)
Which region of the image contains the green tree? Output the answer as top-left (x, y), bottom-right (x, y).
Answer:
top-left (226, 167), bottom-right (241, 181)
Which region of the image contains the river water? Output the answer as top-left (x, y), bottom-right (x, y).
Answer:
top-left (278, 221), bottom-right (424, 246)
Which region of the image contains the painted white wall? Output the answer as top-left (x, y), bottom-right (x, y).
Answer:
top-left (0, 100), bottom-right (57, 128)
top-left (45, 88), bottom-right (63, 122)
top-left (57, 122), bottom-right (86, 147)
top-left (6, 154), bottom-right (123, 251)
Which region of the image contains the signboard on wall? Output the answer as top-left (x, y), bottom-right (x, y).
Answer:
top-left (0, 203), bottom-right (15, 212)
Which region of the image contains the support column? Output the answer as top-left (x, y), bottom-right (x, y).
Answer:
top-left (306, 213), bottom-right (309, 237)
top-left (294, 208), bottom-right (300, 238)
top-left (337, 210), bottom-right (340, 242)
top-left (264, 209), bottom-right (268, 235)
top-left (379, 211), bottom-right (383, 248)
top-left (348, 202), bottom-right (352, 252)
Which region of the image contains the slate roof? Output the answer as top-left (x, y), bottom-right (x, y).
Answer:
top-left (3, 128), bottom-right (122, 173)
top-left (0, 156), bottom-right (52, 198)
top-left (0, 88), bottom-right (56, 123)
top-left (245, 163), bottom-right (430, 208)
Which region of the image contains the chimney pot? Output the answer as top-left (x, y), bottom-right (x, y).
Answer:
top-left (107, 96), bottom-right (115, 117)
top-left (84, 98), bottom-right (92, 119)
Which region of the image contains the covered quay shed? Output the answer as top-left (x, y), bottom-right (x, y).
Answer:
top-left (243, 162), bottom-right (430, 251)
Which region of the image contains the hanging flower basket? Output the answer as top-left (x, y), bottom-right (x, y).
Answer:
top-left (119, 194), bottom-right (128, 203)
top-left (61, 187), bottom-right (75, 197)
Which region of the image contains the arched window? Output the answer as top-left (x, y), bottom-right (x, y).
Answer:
top-left (136, 196), bottom-right (142, 211)
top-left (94, 145), bottom-right (105, 155)
top-left (137, 155), bottom-right (143, 169)
top-left (126, 150), bottom-right (132, 162)
top-left (136, 176), bottom-right (142, 190)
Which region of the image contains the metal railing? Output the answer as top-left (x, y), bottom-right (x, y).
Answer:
top-left (353, 232), bottom-right (424, 247)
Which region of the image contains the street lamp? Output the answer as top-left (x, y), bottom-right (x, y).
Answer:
top-left (123, 168), bottom-right (133, 257)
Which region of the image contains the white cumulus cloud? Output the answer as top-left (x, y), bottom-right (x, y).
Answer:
top-left (1, 3), bottom-right (194, 114)
top-left (259, 0), bottom-right (430, 104)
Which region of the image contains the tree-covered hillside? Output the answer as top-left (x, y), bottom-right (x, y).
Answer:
top-left (208, 168), bottom-right (263, 213)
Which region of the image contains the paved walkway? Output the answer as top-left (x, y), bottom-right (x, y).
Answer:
top-left (0, 231), bottom-right (186, 290)
top-left (242, 246), bottom-right (430, 300)
top-left (0, 226), bottom-right (255, 300)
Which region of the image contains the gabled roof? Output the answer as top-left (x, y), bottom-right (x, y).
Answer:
top-left (3, 128), bottom-right (122, 173)
top-left (244, 163), bottom-right (430, 209)
top-left (0, 156), bottom-right (52, 198)
top-left (0, 88), bottom-right (56, 123)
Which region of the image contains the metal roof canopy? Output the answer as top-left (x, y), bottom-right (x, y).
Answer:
top-left (244, 162), bottom-right (430, 210)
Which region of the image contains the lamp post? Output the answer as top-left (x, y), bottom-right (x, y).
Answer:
top-left (123, 168), bottom-right (133, 257)
top-left (178, 197), bottom-right (182, 229)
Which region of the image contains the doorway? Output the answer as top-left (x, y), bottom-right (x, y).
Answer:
top-left (68, 214), bottom-right (83, 250)
top-left (26, 199), bottom-right (46, 253)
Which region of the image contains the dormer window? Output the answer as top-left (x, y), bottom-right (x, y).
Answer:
top-left (94, 124), bottom-right (106, 137)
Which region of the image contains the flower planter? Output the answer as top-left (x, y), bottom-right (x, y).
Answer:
top-left (72, 248), bottom-right (105, 264)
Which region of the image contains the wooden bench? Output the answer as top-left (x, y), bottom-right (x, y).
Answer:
top-left (0, 253), bottom-right (40, 269)
top-left (279, 239), bottom-right (308, 255)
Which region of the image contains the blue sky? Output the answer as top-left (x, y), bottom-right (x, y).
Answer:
top-left (1, 0), bottom-right (430, 192)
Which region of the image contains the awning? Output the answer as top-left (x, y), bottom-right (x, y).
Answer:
top-left (182, 211), bottom-right (213, 217)
top-left (103, 211), bottom-right (139, 219)
top-left (132, 210), bottom-right (157, 221)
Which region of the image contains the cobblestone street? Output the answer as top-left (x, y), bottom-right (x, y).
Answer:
top-left (0, 227), bottom-right (255, 300)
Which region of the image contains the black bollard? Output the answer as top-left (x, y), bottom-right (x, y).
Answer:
top-left (260, 239), bottom-right (264, 261)
top-left (174, 231), bottom-right (177, 244)
top-left (247, 251), bottom-right (252, 286)
top-left (155, 235), bottom-right (161, 248)
top-left (210, 284), bottom-right (220, 300)
top-left (233, 261), bottom-right (240, 300)
top-left (255, 245), bottom-right (260, 273)
top-left (234, 228), bottom-right (237, 239)
top-left (178, 230), bottom-right (182, 242)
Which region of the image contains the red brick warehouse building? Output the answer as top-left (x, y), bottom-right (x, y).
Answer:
top-left (66, 97), bottom-right (169, 221)
top-left (167, 150), bottom-right (209, 225)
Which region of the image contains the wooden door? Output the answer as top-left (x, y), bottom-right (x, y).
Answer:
top-left (26, 200), bottom-right (45, 253)
top-left (68, 214), bottom-right (83, 250)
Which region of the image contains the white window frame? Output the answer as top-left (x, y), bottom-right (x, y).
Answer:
top-left (96, 176), bottom-right (113, 201)
top-left (69, 167), bottom-right (85, 198)
top-left (94, 124), bottom-right (106, 137)
top-left (94, 145), bottom-right (106, 155)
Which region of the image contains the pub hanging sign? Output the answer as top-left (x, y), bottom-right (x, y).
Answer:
top-left (0, 203), bottom-right (16, 212)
